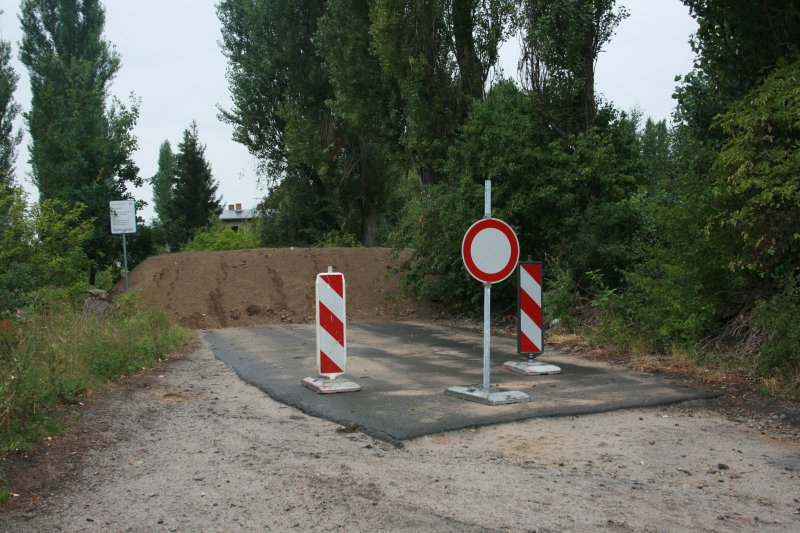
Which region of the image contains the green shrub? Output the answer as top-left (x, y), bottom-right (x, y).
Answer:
top-left (543, 260), bottom-right (582, 331)
top-left (315, 230), bottom-right (363, 248)
top-left (0, 197), bottom-right (92, 316)
top-left (0, 289), bottom-right (191, 454)
top-left (182, 221), bottom-right (260, 251)
top-left (752, 279), bottom-right (800, 376)
top-left (613, 262), bottom-right (719, 351)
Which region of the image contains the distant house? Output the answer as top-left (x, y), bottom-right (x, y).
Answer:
top-left (219, 203), bottom-right (255, 231)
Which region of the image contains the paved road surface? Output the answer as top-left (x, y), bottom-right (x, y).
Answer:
top-left (206, 322), bottom-right (717, 443)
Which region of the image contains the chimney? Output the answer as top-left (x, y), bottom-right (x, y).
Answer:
top-left (228, 204), bottom-right (235, 211)
top-left (235, 203), bottom-right (242, 211)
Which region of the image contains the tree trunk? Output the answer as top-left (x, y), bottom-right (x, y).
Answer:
top-left (579, 8), bottom-right (598, 133)
top-left (452, 0), bottom-right (483, 101)
top-left (361, 202), bottom-right (378, 247)
top-left (418, 165), bottom-right (436, 188)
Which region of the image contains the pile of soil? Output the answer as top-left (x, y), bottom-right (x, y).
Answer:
top-left (120, 247), bottom-right (437, 328)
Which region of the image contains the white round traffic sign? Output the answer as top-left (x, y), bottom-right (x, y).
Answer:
top-left (462, 218), bottom-right (520, 284)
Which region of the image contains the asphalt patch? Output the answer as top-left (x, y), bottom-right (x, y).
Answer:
top-left (206, 322), bottom-right (719, 444)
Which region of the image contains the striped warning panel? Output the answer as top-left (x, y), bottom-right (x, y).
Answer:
top-left (316, 272), bottom-right (346, 378)
top-left (518, 262), bottom-right (543, 355)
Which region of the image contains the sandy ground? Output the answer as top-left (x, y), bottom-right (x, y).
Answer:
top-left (3, 336), bottom-right (799, 532)
top-left (121, 248), bottom-right (436, 329)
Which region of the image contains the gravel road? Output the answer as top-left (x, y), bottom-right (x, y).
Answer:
top-left (3, 336), bottom-right (799, 532)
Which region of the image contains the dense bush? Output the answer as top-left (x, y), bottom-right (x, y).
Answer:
top-left (182, 220), bottom-right (260, 251)
top-left (395, 81), bottom-right (647, 313)
top-left (0, 289), bottom-right (192, 455)
top-left (752, 278), bottom-right (800, 379)
top-left (0, 196), bottom-right (92, 316)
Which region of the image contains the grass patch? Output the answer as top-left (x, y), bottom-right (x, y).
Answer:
top-left (0, 289), bottom-right (192, 458)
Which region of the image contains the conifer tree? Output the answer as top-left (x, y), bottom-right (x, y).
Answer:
top-left (170, 121), bottom-right (222, 248)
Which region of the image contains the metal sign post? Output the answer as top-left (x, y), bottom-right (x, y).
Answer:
top-left (446, 181), bottom-right (529, 406)
top-left (109, 200), bottom-right (137, 289)
top-left (122, 233), bottom-right (129, 289)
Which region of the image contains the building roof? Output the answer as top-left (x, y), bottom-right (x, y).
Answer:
top-left (220, 206), bottom-right (255, 221)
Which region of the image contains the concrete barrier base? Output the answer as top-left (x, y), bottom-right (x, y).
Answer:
top-left (302, 376), bottom-right (361, 394)
top-left (445, 385), bottom-right (530, 406)
top-left (502, 360), bottom-right (562, 375)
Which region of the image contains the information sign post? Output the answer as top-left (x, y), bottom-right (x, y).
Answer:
top-left (445, 181), bottom-right (529, 406)
top-left (109, 200), bottom-right (136, 288)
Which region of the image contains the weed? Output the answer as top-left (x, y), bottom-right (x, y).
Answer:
top-left (0, 290), bottom-right (191, 457)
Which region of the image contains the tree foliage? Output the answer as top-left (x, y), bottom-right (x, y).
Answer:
top-left (182, 220), bottom-right (260, 252)
top-left (710, 57), bottom-right (800, 278)
top-left (151, 140), bottom-right (175, 224)
top-left (0, 193), bottom-right (92, 315)
top-left (217, 0), bottom-right (518, 245)
top-left (517, 0), bottom-right (628, 135)
top-left (370, 0), bottom-right (512, 185)
top-left (0, 39), bottom-right (21, 191)
top-left (676, 0), bottom-right (800, 136)
top-left (600, 1), bottom-right (800, 382)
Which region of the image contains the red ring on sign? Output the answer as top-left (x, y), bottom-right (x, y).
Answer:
top-left (461, 218), bottom-right (520, 284)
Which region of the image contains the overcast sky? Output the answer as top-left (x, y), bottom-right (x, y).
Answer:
top-left (0, 1), bottom-right (697, 223)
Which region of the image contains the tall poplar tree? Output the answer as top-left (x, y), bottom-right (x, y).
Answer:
top-left (517, 0), bottom-right (627, 136)
top-left (0, 37), bottom-right (21, 191)
top-left (19, 0), bottom-right (140, 283)
top-left (0, 34), bottom-right (23, 267)
top-left (169, 121), bottom-right (222, 249)
top-left (150, 140), bottom-right (175, 223)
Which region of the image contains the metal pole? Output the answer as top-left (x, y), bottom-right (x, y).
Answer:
top-left (122, 233), bottom-right (129, 289)
top-left (483, 179), bottom-right (491, 389)
top-left (484, 180), bottom-right (491, 218)
top-left (483, 282), bottom-right (491, 389)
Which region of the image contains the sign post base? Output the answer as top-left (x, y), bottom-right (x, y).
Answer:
top-left (502, 360), bottom-right (562, 375)
top-left (301, 376), bottom-right (361, 394)
top-left (444, 385), bottom-right (529, 406)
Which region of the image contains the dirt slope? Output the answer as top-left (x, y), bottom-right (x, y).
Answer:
top-left (120, 247), bottom-right (436, 328)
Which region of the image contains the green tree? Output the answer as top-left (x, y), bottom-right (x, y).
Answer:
top-left (218, 0), bottom-right (330, 178)
top-left (370, 0), bottom-right (512, 185)
top-left (219, 0), bottom-right (398, 245)
top-left (710, 57), bottom-right (800, 279)
top-left (517, 0), bottom-right (628, 135)
top-left (219, 0), bottom-right (513, 242)
top-left (19, 0), bottom-right (140, 284)
top-left (0, 38), bottom-right (21, 191)
top-left (254, 173), bottom-right (337, 247)
top-left (316, 0), bottom-right (403, 244)
top-left (169, 121), bottom-right (222, 249)
top-left (639, 119), bottom-right (672, 188)
top-left (218, 0), bottom-right (341, 240)
top-left (676, 0), bottom-right (800, 137)
top-left (397, 80), bottom-right (645, 308)
top-left (0, 196), bottom-right (92, 314)
top-left (150, 140), bottom-right (175, 223)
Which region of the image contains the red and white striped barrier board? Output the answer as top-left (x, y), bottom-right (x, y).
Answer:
top-left (518, 262), bottom-right (543, 355)
top-left (316, 272), bottom-right (347, 378)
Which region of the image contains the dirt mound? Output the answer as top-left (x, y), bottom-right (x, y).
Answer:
top-left (120, 247), bottom-right (436, 328)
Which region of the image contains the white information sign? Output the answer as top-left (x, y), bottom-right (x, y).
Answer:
top-left (109, 200), bottom-right (136, 234)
